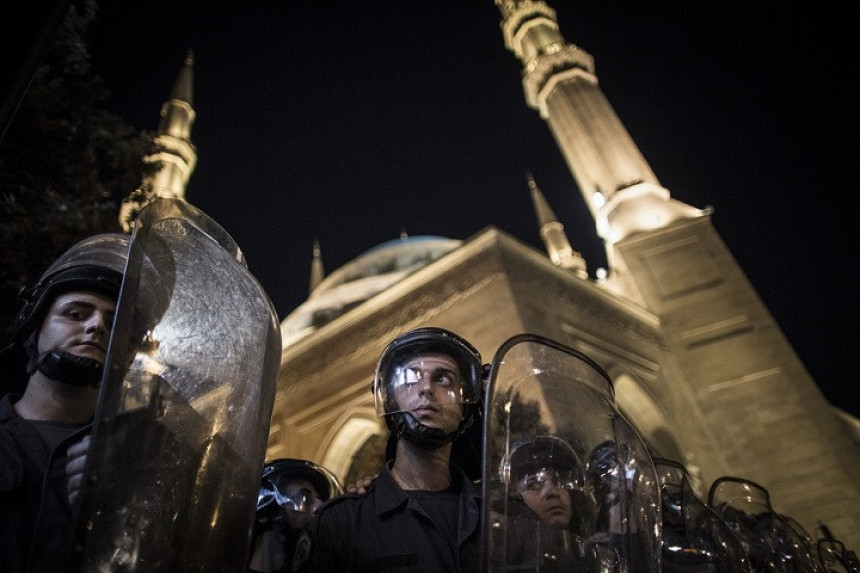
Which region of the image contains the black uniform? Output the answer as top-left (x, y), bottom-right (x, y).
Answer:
top-left (0, 394), bottom-right (89, 572)
top-left (303, 461), bottom-right (480, 572)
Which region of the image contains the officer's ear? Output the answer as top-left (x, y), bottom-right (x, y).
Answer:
top-left (369, 378), bottom-right (376, 395)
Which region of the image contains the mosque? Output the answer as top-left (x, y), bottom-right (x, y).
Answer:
top-left (120, 0), bottom-right (860, 549)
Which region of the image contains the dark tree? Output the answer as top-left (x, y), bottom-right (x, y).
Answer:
top-left (0, 0), bottom-right (154, 343)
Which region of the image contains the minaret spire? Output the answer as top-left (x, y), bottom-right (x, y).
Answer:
top-left (119, 49), bottom-right (198, 232)
top-left (496, 2), bottom-right (703, 248)
top-left (309, 238), bottom-right (325, 295)
top-left (527, 173), bottom-right (588, 279)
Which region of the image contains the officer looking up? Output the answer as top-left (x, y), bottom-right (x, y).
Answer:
top-left (303, 327), bottom-right (485, 572)
top-left (248, 458), bottom-right (343, 573)
top-left (0, 233), bottom-right (129, 573)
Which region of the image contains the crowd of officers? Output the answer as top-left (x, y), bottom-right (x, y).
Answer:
top-left (2, 233), bottom-right (857, 572)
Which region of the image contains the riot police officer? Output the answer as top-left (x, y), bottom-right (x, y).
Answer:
top-left (303, 327), bottom-right (485, 572)
top-left (0, 233), bottom-right (129, 572)
top-left (495, 435), bottom-right (597, 572)
top-left (505, 435), bottom-right (592, 532)
top-left (249, 458), bottom-right (343, 572)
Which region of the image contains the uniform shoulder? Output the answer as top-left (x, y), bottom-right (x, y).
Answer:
top-left (317, 491), bottom-right (366, 515)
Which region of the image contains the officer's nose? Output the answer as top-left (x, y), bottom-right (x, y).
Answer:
top-left (84, 312), bottom-right (109, 336)
top-left (418, 379), bottom-right (434, 397)
top-left (542, 482), bottom-right (561, 499)
top-left (414, 370), bottom-right (435, 395)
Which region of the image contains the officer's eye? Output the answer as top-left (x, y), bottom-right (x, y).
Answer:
top-left (283, 487), bottom-right (317, 513)
top-left (401, 368), bottom-right (422, 385)
top-left (521, 476), bottom-right (544, 492)
top-left (434, 369), bottom-right (457, 387)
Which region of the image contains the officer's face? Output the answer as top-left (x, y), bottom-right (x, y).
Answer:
top-left (517, 468), bottom-right (574, 530)
top-left (392, 352), bottom-right (464, 433)
top-left (279, 478), bottom-right (322, 529)
top-left (37, 291), bottom-right (116, 365)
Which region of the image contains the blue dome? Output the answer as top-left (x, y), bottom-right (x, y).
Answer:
top-left (279, 235), bottom-right (462, 347)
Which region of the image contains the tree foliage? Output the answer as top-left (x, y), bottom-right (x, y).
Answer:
top-left (0, 0), bottom-right (154, 343)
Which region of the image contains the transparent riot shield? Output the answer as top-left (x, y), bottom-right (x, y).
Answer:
top-left (815, 523), bottom-right (860, 573)
top-left (653, 458), bottom-right (749, 572)
top-left (71, 198), bottom-right (282, 572)
top-left (707, 477), bottom-right (825, 572)
top-left (817, 539), bottom-right (860, 572)
top-left (482, 333), bottom-right (661, 573)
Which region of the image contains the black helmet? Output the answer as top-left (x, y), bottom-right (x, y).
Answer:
top-left (372, 327), bottom-right (484, 450)
top-left (501, 435), bottom-right (585, 495)
top-left (0, 234), bottom-right (129, 393)
top-left (586, 440), bottom-right (631, 481)
top-left (257, 458), bottom-right (343, 514)
top-left (13, 233), bottom-right (129, 344)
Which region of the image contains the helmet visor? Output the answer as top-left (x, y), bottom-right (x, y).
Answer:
top-left (277, 485), bottom-right (320, 514)
top-left (503, 435), bottom-right (585, 494)
top-left (375, 349), bottom-right (479, 418)
top-left (515, 467), bottom-right (580, 494)
top-left (258, 478), bottom-right (323, 515)
top-left (374, 329), bottom-right (483, 419)
top-left (258, 458), bottom-right (343, 513)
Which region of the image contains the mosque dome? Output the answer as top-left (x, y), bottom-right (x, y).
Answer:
top-left (280, 235), bottom-right (462, 348)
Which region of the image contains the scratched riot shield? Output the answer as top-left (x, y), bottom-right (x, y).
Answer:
top-left (482, 334), bottom-right (661, 573)
top-left (71, 198), bottom-right (282, 572)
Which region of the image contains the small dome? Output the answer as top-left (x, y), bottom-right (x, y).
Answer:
top-left (280, 235), bottom-right (462, 347)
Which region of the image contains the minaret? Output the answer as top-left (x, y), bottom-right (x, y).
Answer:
top-left (119, 50), bottom-right (198, 232)
top-left (527, 173), bottom-right (587, 278)
top-left (309, 238), bottom-right (325, 294)
top-left (495, 2), bottom-right (703, 251)
top-left (495, 0), bottom-right (860, 547)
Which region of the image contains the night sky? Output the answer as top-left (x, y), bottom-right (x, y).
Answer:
top-left (85, 2), bottom-right (857, 417)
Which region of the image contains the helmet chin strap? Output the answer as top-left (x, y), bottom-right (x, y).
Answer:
top-left (24, 333), bottom-right (103, 388)
top-left (34, 350), bottom-right (103, 388)
top-left (393, 411), bottom-right (473, 451)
